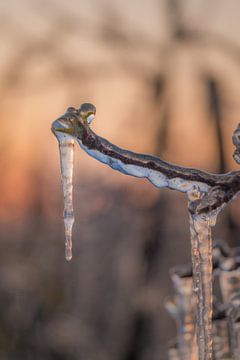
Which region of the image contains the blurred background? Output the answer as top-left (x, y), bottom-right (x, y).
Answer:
top-left (1, 0), bottom-right (240, 359)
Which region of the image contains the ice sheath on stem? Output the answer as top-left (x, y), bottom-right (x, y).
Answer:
top-left (189, 214), bottom-right (213, 360)
top-left (188, 189), bottom-right (218, 360)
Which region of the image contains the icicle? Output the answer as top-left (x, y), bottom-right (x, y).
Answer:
top-left (189, 213), bottom-right (214, 360)
top-left (187, 188), bottom-right (217, 360)
top-left (56, 134), bottom-right (75, 261)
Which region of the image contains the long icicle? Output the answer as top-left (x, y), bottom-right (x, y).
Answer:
top-left (188, 201), bottom-right (215, 360)
top-left (58, 137), bottom-right (75, 261)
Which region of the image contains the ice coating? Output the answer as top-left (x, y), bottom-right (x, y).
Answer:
top-left (189, 215), bottom-right (213, 360)
top-left (78, 142), bottom-right (210, 193)
top-left (188, 203), bottom-right (216, 360)
top-left (55, 132), bottom-right (75, 261)
top-left (187, 188), bottom-right (217, 360)
top-left (51, 105), bottom-right (240, 358)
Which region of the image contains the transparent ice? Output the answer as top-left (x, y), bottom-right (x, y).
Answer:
top-left (188, 189), bottom-right (218, 360)
top-left (52, 112), bottom-right (240, 359)
top-left (75, 139), bottom-right (217, 359)
top-left (55, 132), bottom-right (75, 261)
top-left (79, 140), bottom-right (219, 359)
top-left (78, 141), bottom-right (209, 194)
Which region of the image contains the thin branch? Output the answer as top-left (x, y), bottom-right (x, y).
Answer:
top-left (52, 105), bottom-right (240, 216)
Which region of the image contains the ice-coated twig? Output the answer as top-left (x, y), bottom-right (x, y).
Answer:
top-left (51, 104), bottom-right (240, 358)
top-left (52, 105), bottom-right (240, 207)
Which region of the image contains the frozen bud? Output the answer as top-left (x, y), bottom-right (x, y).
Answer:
top-left (79, 103), bottom-right (96, 125)
top-left (86, 113), bottom-right (95, 124)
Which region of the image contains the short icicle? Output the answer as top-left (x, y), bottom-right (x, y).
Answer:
top-left (188, 190), bottom-right (216, 360)
top-left (58, 136), bottom-right (75, 261)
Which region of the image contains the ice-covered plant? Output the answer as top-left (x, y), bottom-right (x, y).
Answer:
top-left (52, 103), bottom-right (240, 360)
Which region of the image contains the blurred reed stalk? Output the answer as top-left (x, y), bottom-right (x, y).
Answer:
top-left (167, 265), bottom-right (197, 360)
top-left (167, 242), bottom-right (240, 360)
top-left (212, 311), bottom-right (231, 359)
top-left (168, 339), bottom-right (181, 360)
top-left (227, 292), bottom-right (240, 360)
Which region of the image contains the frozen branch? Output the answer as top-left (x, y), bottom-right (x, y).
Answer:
top-left (52, 104), bottom-right (240, 214)
top-left (51, 103), bottom-right (240, 360)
